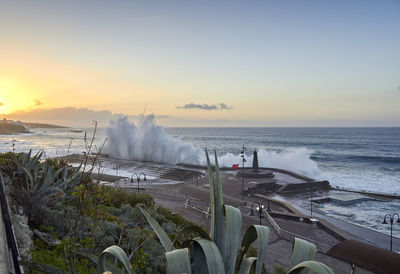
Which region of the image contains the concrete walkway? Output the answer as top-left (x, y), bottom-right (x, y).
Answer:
top-left (269, 195), bottom-right (400, 253)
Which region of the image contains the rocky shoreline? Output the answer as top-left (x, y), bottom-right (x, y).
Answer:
top-left (0, 121), bottom-right (66, 135)
top-left (0, 123), bottom-right (29, 135)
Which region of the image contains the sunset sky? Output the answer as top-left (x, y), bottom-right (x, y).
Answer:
top-left (0, 0), bottom-right (399, 127)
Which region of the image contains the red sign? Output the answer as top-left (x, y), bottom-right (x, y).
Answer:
top-left (232, 164), bottom-right (239, 170)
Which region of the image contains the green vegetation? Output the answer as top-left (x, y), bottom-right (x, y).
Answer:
top-left (1, 149), bottom-right (334, 273)
top-left (89, 150), bottom-right (334, 274)
top-left (0, 151), bottom-right (202, 273)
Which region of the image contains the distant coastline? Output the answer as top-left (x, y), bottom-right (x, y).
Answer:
top-left (0, 119), bottom-right (66, 135)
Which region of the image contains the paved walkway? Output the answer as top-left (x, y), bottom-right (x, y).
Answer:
top-left (272, 196), bottom-right (400, 252)
top-left (144, 184), bottom-right (374, 273)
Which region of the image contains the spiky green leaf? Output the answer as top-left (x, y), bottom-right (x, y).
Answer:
top-left (138, 206), bottom-right (173, 252)
top-left (288, 260), bottom-right (334, 274)
top-left (238, 257), bottom-right (257, 274)
top-left (165, 248), bottom-right (192, 274)
top-left (223, 205), bottom-right (242, 274)
top-left (213, 150), bottom-right (225, 255)
top-left (192, 238), bottom-right (225, 274)
top-left (74, 251), bottom-right (122, 274)
top-left (205, 149), bottom-right (216, 241)
top-left (237, 225), bottom-right (270, 274)
top-left (288, 237), bottom-right (317, 273)
top-left (97, 245), bottom-right (133, 274)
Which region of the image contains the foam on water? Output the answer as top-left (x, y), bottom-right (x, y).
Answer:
top-left (104, 116), bottom-right (321, 177)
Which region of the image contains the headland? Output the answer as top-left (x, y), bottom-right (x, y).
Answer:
top-left (0, 119), bottom-right (66, 135)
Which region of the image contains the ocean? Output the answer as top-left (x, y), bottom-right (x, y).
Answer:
top-left (1, 117), bottom-right (399, 236)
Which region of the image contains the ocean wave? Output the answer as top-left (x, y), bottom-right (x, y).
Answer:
top-left (103, 115), bottom-right (321, 177)
top-left (344, 155), bottom-right (400, 164)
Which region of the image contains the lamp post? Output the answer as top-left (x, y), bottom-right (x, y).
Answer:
top-left (131, 172), bottom-right (146, 193)
top-left (256, 202), bottom-right (264, 225)
top-left (382, 213), bottom-right (400, 251)
top-left (240, 145), bottom-right (246, 201)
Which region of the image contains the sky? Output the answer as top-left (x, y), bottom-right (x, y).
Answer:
top-left (0, 0), bottom-right (399, 127)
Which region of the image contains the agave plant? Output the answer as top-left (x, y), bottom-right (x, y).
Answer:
top-left (8, 151), bottom-right (82, 222)
top-left (95, 150), bottom-right (333, 274)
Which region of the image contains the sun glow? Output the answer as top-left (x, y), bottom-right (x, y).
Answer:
top-left (0, 75), bottom-right (38, 114)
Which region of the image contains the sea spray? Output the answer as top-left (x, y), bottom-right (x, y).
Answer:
top-left (103, 115), bottom-right (321, 177)
top-left (218, 148), bottom-right (320, 177)
top-left (103, 115), bottom-right (203, 164)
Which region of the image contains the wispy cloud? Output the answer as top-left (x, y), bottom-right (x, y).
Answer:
top-left (177, 102), bottom-right (232, 110)
top-left (219, 103), bottom-right (232, 110)
top-left (7, 107), bottom-right (125, 127)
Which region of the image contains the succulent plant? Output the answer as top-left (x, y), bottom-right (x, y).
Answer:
top-left (97, 150), bottom-right (334, 274)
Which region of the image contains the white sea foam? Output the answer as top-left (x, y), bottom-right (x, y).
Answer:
top-left (104, 115), bottom-right (321, 177)
top-left (103, 115), bottom-right (203, 165)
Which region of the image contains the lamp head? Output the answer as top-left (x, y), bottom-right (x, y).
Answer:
top-left (144, 175), bottom-right (147, 181)
top-left (382, 218), bottom-right (388, 225)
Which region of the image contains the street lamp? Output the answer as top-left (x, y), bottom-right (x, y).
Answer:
top-left (240, 145), bottom-right (246, 201)
top-left (256, 202), bottom-right (264, 225)
top-left (382, 213), bottom-right (400, 251)
top-left (131, 172), bottom-right (146, 193)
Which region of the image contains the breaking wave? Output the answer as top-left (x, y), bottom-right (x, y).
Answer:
top-left (104, 116), bottom-right (321, 177)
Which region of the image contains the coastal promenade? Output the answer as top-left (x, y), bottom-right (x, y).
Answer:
top-left (65, 154), bottom-right (398, 273)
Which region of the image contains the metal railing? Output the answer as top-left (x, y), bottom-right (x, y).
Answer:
top-left (184, 195), bottom-right (210, 219)
top-left (264, 211), bottom-right (282, 237)
top-left (240, 201), bottom-right (332, 254)
top-left (0, 173), bottom-right (23, 274)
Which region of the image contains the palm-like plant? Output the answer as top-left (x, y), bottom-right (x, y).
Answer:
top-left (97, 150), bottom-right (334, 274)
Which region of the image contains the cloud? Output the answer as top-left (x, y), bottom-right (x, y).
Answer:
top-left (7, 107), bottom-right (125, 127)
top-left (177, 102), bottom-right (232, 110)
top-left (34, 99), bottom-right (43, 106)
top-left (219, 103), bottom-right (232, 110)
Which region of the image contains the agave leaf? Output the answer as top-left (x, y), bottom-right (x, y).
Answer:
top-left (237, 225), bottom-right (270, 274)
top-left (213, 150), bottom-right (225, 255)
top-left (205, 149), bottom-right (216, 241)
top-left (287, 260), bottom-right (334, 274)
top-left (97, 245), bottom-right (133, 274)
top-left (238, 257), bottom-right (257, 274)
top-left (287, 237), bottom-right (317, 273)
top-left (15, 162), bottom-right (34, 187)
top-left (192, 238), bottom-right (225, 274)
top-left (22, 151), bottom-right (30, 165)
top-left (223, 205), bottom-right (242, 274)
top-left (165, 248), bottom-right (192, 274)
top-left (74, 251), bottom-right (122, 274)
top-left (138, 206), bottom-right (173, 252)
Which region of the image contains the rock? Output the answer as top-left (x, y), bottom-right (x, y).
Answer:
top-left (11, 214), bottom-right (33, 262)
